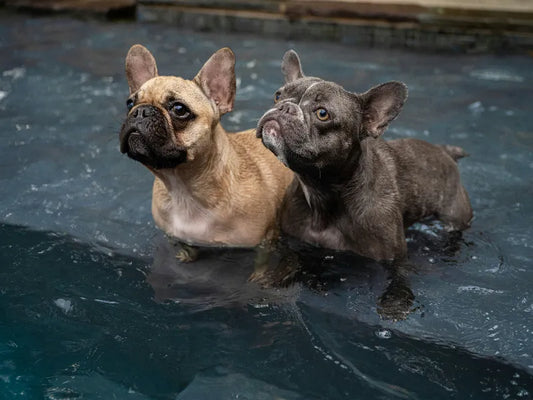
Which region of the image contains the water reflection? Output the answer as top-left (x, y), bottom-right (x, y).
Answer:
top-left (2, 223), bottom-right (532, 399)
top-left (145, 222), bottom-right (470, 322)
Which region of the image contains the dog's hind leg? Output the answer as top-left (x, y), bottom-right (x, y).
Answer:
top-left (439, 185), bottom-right (473, 232)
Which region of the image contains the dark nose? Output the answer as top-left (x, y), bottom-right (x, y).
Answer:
top-left (131, 104), bottom-right (157, 120)
top-left (278, 102), bottom-right (299, 116)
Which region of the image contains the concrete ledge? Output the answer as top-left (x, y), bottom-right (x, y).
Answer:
top-left (137, 2), bottom-right (533, 52)
top-left (2, 0), bottom-right (532, 51)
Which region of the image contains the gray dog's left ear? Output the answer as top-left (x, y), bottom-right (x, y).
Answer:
top-left (281, 50), bottom-right (304, 83)
top-left (361, 82), bottom-right (408, 138)
top-left (194, 47), bottom-right (236, 115)
top-left (125, 44), bottom-right (158, 94)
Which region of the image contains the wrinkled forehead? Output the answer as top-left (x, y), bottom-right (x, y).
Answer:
top-left (136, 76), bottom-right (208, 105)
top-left (278, 77), bottom-right (321, 101)
top-left (297, 80), bottom-right (351, 105)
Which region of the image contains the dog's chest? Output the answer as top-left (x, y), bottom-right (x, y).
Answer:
top-left (168, 205), bottom-right (217, 243)
top-left (302, 223), bottom-right (349, 251)
top-left (152, 183), bottom-right (261, 246)
top-left (286, 213), bottom-right (349, 251)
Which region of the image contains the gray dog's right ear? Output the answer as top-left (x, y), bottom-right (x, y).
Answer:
top-left (281, 50), bottom-right (304, 83)
top-left (361, 82), bottom-right (408, 138)
top-left (125, 44), bottom-right (158, 94)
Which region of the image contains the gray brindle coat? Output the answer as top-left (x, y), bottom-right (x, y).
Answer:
top-left (257, 50), bottom-right (473, 261)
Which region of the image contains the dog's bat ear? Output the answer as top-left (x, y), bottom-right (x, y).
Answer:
top-left (360, 82), bottom-right (408, 138)
top-left (281, 50), bottom-right (304, 84)
top-left (125, 44), bottom-right (158, 94)
top-left (194, 47), bottom-right (236, 115)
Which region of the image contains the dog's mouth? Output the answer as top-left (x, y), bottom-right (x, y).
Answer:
top-left (262, 119), bottom-right (281, 139)
top-left (257, 117), bottom-right (281, 139)
top-left (120, 128), bottom-right (140, 154)
top-left (119, 127), bottom-right (187, 170)
top-left (257, 117), bottom-right (287, 163)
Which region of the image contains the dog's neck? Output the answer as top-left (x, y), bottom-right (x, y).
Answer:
top-left (296, 139), bottom-right (376, 229)
top-left (152, 123), bottom-right (239, 209)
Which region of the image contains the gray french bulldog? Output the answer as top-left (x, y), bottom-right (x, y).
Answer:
top-left (256, 50), bottom-right (473, 261)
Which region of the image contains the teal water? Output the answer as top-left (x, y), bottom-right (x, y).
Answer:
top-left (0, 10), bottom-right (532, 399)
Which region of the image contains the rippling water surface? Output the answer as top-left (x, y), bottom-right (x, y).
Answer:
top-left (0, 10), bottom-right (532, 399)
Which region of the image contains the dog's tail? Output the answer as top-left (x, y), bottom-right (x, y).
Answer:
top-left (440, 145), bottom-right (469, 162)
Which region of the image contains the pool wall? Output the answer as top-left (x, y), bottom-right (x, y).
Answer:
top-left (3, 0), bottom-right (533, 52)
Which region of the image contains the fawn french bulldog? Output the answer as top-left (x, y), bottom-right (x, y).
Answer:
top-left (257, 50), bottom-right (473, 261)
top-left (119, 45), bottom-right (293, 256)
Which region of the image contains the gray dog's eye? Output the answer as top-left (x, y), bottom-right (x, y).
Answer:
top-left (274, 92), bottom-right (281, 103)
top-left (316, 108), bottom-right (330, 121)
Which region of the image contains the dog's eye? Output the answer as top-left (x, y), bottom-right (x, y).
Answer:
top-left (172, 102), bottom-right (191, 119)
top-left (274, 92), bottom-right (281, 103)
top-left (126, 98), bottom-right (134, 111)
top-left (316, 108), bottom-right (330, 121)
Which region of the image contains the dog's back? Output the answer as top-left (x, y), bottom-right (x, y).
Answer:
top-left (386, 138), bottom-right (473, 229)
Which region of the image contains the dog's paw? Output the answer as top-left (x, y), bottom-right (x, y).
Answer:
top-left (248, 270), bottom-right (271, 287)
top-left (377, 280), bottom-right (415, 322)
top-left (175, 245), bottom-right (199, 263)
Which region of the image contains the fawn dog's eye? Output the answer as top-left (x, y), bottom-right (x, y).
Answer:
top-left (171, 102), bottom-right (191, 119)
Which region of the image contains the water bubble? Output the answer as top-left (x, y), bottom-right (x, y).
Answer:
top-left (3, 67), bottom-right (25, 80)
top-left (54, 298), bottom-right (73, 314)
top-left (457, 286), bottom-right (504, 295)
top-left (469, 69), bottom-right (524, 82)
top-left (375, 328), bottom-right (392, 339)
top-left (468, 101), bottom-right (485, 116)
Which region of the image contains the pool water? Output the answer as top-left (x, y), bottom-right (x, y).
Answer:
top-left (0, 10), bottom-right (532, 399)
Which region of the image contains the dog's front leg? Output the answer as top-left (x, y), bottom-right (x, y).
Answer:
top-left (376, 260), bottom-right (415, 321)
top-left (249, 238), bottom-right (301, 287)
top-left (174, 241), bottom-right (200, 263)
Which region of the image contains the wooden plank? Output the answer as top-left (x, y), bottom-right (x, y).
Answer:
top-left (284, 1), bottom-right (533, 22)
top-left (289, 0), bottom-right (533, 13)
top-left (4, 0), bottom-right (136, 14)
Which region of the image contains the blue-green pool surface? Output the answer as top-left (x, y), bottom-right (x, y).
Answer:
top-left (0, 10), bottom-right (532, 399)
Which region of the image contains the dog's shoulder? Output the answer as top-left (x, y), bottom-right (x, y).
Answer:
top-left (227, 128), bottom-right (293, 183)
